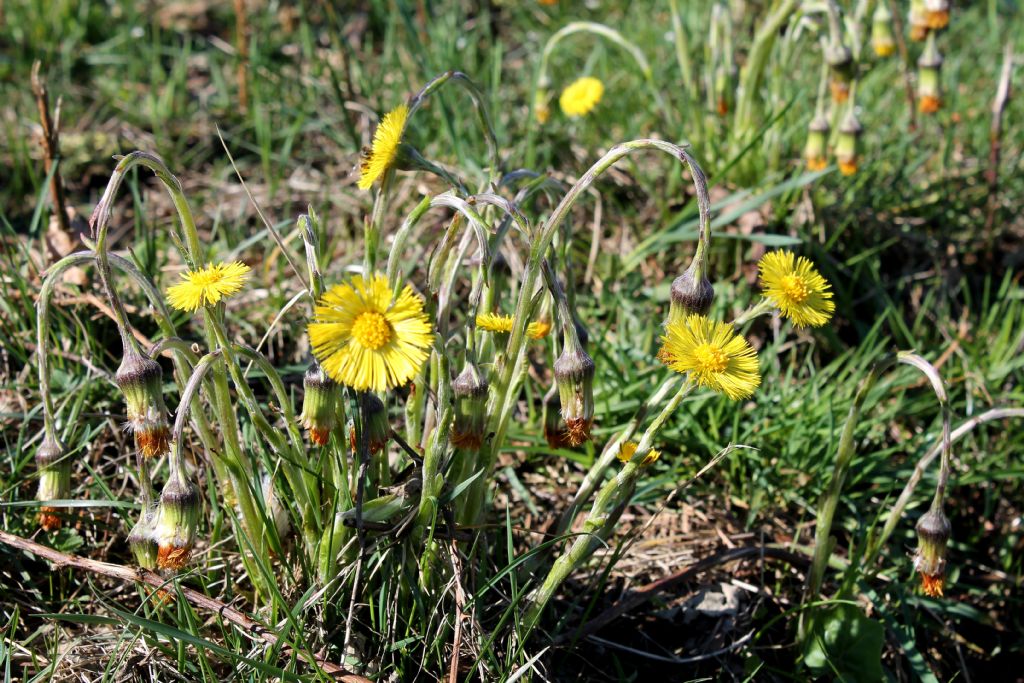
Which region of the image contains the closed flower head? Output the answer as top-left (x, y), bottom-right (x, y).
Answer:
top-left (166, 261), bottom-right (250, 312)
top-left (559, 77), bottom-right (604, 118)
top-left (35, 434), bottom-right (70, 531)
top-left (116, 349), bottom-right (171, 458)
top-left (308, 273), bottom-right (433, 393)
top-left (553, 342), bottom-right (596, 446)
top-left (669, 267), bottom-right (715, 322)
top-left (155, 466), bottom-right (201, 571)
top-left (359, 104), bottom-right (408, 190)
top-left (128, 506), bottom-right (160, 570)
top-left (452, 361), bottom-right (489, 450)
top-left (758, 251), bottom-right (835, 328)
top-left (299, 361), bottom-right (339, 446)
top-left (659, 315), bottom-right (760, 400)
top-left (871, 3), bottom-right (896, 57)
top-left (836, 110), bottom-right (862, 176)
top-left (913, 508), bottom-right (952, 597)
top-left (349, 394), bottom-right (390, 456)
top-left (804, 115), bottom-right (830, 172)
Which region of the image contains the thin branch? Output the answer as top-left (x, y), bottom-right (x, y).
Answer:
top-left (30, 61), bottom-right (71, 248)
top-left (0, 529), bottom-right (370, 683)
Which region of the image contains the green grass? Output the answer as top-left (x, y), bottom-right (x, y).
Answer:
top-left (2, 0), bottom-right (1024, 681)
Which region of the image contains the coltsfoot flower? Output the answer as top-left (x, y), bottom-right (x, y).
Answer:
top-left (358, 104), bottom-right (409, 190)
top-left (475, 313), bottom-right (550, 340)
top-left (757, 251), bottom-right (835, 328)
top-left (913, 508), bottom-right (952, 597)
top-left (917, 35), bottom-right (944, 114)
top-left (166, 261), bottom-right (251, 312)
top-left (871, 3), bottom-right (896, 57)
top-left (616, 441), bottom-right (661, 466)
top-left (836, 110), bottom-right (863, 176)
top-left (116, 349), bottom-right (171, 458)
top-left (308, 273), bottom-right (433, 393)
top-left (659, 315), bottom-right (760, 400)
top-left (559, 77), bottom-right (604, 118)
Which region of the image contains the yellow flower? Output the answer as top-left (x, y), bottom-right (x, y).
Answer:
top-left (617, 441), bottom-right (661, 466)
top-left (166, 261), bottom-right (251, 312)
top-left (358, 104), bottom-right (408, 190)
top-left (559, 77), bottom-right (604, 118)
top-left (308, 273), bottom-right (433, 392)
top-left (758, 251), bottom-right (835, 328)
top-left (475, 313), bottom-right (550, 340)
top-left (659, 315), bottom-right (760, 400)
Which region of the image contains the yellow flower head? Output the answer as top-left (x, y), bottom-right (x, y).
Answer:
top-left (166, 261), bottom-right (251, 312)
top-left (358, 104), bottom-right (408, 190)
top-left (617, 441), bottom-right (661, 466)
top-left (659, 315), bottom-right (760, 400)
top-left (559, 77), bottom-right (604, 118)
top-left (308, 273), bottom-right (433, 392)
top-left (758, 251), bottom-right (835, 328)
top-left (475, 313), bottom-right (550, 340)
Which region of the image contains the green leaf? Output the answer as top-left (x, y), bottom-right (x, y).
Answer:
top-left (804, 604), bottom-right (885, 682)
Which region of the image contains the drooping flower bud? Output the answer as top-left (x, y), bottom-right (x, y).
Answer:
top-left (913, 507), bottom-right (952, 597)
top-left (535, 89), bottom-right (551, 124)
top-left (804, 114), bottom-right (831, 172)
top-left (826, 42), bottom-right (855, 104)
top-left (917, 34), bottom-right (944, 114)
top-left (451, 362), bottom-right (489, 450)
top-left (909, 0), bottom-right (929, 41)
top-left (116, 349), bottom-right (171, 459)
top-left (553, 341), bottom-right (596, 447)
top-left (349, 394), bottom-right (389, 455)
top-left (35, 434), bottom-right (70, 531)
top-left (836, 110), bottom-right (863, 176)
top-left (154, 465), bottom-right (201, 571)
top-left (871, 3), bottom-right (896, 58)
top-left (299, 361), bottom-right (338, 446)
top-left (128, 506), bottom-right (160, 569)
top-left (924, 0), bottom-right (949, 30)
top-left (669, 266), bottom-right (715, 323)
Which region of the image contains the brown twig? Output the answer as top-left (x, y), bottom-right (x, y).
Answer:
top-left (30, 61), bottom-right (71, 251)
top-left (985, 44), bottom-right (1014, 249)
top-left (0, 529), bottom-right (370, 683)
top-left (558, 546), bottom-right (807, 644)
top-left (886, 0), bottom-right (918, 132)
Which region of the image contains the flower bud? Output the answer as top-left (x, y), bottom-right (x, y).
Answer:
top-left (871, 3), bottom-right (896, 58)
top-left (116, 350), bottom-right (171, 459)
top-left (553, 343), bottom-right (595, 447)
top-left (154, 466), bottom-right (201, 570)
top-left (909, 0), bottom-right (929, 41)
top-left (836, 110), bottom-right (863, 176)
top-left (299, 361), bottom-right (338, 446)
top-left (917, 35), bottom-right (944, 114)
top-left (826, 43), bottom-right (854, 104)
top-left (128, 506), bottom-right (160, 569)
top-left (349, 394), bottom-right (389, 455)
top-left (451, 362), bottom-right (489, 450)
top-left (924, 0), bottom-right (949, 30)
top-left (35, 434), bottom-right (70, 531)
top-left (535, 89), bottom-right (551, 124)
top-left (668, 266), bottom-right (714, 323)
top-left (913, 507), bottom-right (952, 597)
top-left (804, 114), bottom-right (830, 172)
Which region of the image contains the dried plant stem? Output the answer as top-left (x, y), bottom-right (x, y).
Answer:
top-left (0, 529), bottom-right (370, 683)
top-left (30, 61), bottom-right (70, 245)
